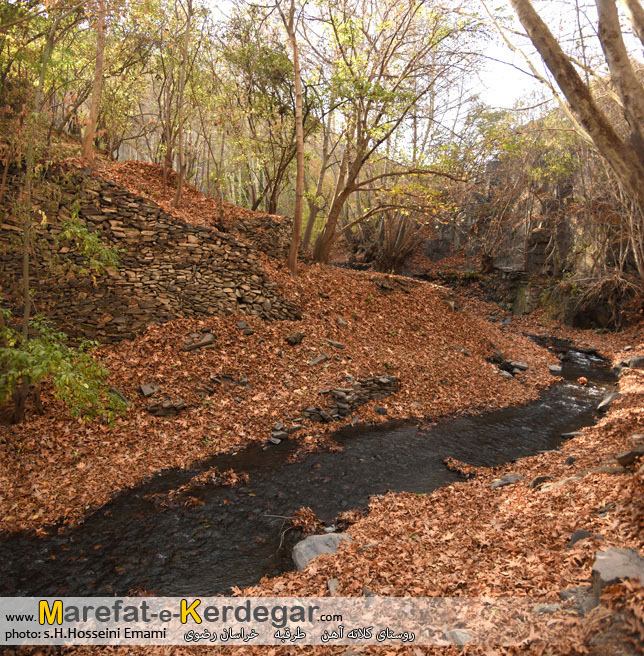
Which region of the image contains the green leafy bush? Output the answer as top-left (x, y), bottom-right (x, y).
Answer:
top-left (0, 310), bottom-right (126, 421)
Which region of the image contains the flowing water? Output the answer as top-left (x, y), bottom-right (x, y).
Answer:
top-left (0, 345), bottom-right (614, 597)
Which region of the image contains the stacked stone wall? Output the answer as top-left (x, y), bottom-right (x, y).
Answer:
top-left (0, 168), bottom-right (301, 342)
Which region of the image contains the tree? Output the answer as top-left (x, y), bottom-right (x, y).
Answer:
top-left (306, 0), bottom-right (483, 262)
top-left (172, 0), bottom-right (195, 207)
top-left (507, 0), bottom-right (644, 280)
top-left (277, 0), bottom-right (304, 274)
top-left (81, 0), bottom-right (107, 161)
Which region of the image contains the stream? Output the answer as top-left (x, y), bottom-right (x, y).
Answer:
top-left (0, 343), bottom-right (614, 597)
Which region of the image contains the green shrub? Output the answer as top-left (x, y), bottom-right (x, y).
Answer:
top-left (0, 309), bottom-right (126, 422)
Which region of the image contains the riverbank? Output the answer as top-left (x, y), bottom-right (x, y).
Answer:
top-left (1, 263), bottom-right (571, 534)
top-left (7, 325), bottom-right (642, 655)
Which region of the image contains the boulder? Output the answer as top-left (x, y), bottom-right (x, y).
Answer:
top-left (591, 548), bottom-right (644, 604)
top-left (292, 533), bottom-right (352, 570)
top-left (626, 355), bottom-right (644, 369)
top-left (615, 446), bottom-right (644, 466)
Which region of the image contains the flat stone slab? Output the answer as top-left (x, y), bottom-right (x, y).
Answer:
top-left (182, 332), bottom-right (216, 351)
top-left (491, 473), bottom-right (523, 489)
top-left (292, 533), bottom-right (352, 570)
top-left (597, 392), bottom-right (622, 412)
top-left (140, 383), bottom-right (160, 398)
top-left (307, 353), bottom-right (330, 366)
top-left (592, 548), bottom-right (644, 603)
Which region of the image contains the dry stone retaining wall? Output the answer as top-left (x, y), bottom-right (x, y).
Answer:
top-left (231, 213), bottom-right (292, 259)
top-left (0, 168), bottom-right (301, 342)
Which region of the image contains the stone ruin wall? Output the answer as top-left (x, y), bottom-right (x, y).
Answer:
top-left (0, 168), bottom-right (301, 343)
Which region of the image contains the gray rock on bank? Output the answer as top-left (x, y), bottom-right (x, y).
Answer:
top-left (292, 533), bottom-right (352, 570)
top-left (591, 548), bottom-right (644, 605)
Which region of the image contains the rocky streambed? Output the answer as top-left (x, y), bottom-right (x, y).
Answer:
top-left (0, 346), bottom-right (615, 597)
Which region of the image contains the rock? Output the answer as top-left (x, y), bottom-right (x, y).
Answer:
top-left (558, 586), bottom-right (596, 616)
top-left (350, 414), bottom-right (360, 426)
top-left (182, 332), bottom-right (216, 351)
top-left (307, 353), bottom-right (330, 366)
top-left (491, 473), bottom-right (523, 488)
top-left (565, 456), bottom-right (577, 466)
top-left (326, 339), bottom-right (346, 349)
top-left (549, 365), bottom-right (563, 375)
top-left (236, 321), bottom-right (248, 329)
top-left (273, 422), bottom-right (284, 431)
top-left (562, 431), bottom-right (581, 438)
top-left (499, 370), bottom-right (514, 380)
top-left (444, 629), bottom-right (472, 646)
top-left (529, 475), bottom-right (553, 489)
top-left (597, 392), bottom-right (622, 412)
top-left (375, 406), bottom-right (387, 415)
top-left (567, 529), bottom-right (597, 549)
top-left (242, 328), bottom-right (254, 336)
top-left (591, 548), bottom-right (644, 604)
top-left (326, 578), bottom-right (340, 595)
top-left (624, 345), bottom-right (633, 351)
top-left (147, 399), bottom-right (186, 417)
top-left (139, 383), bottom-right (161, 399)
top-left (626, 355), bottom-right (644, 369)
top-left (532, 603), bottom-right (561, 615)
top-left (632, 434), bottom-right (644, 445)
top-left (271, 430), bottom-right (288, 440)
top-left (323, 525), bottom-right (338, 533)
top-left (268, 436), bottom-right (281, 445)
top-left (336, 317), bottom-right (348, 327)
top-left (588, 464), bottom-right (628, 475)
top-left (615, 446), bottom-right (644, 466)
top-left (285, 331), bottom-right (304, 346)
top-left (292, 533), bottom-right (352, 570)
top-left (510, 361), bottom-right (529, 371)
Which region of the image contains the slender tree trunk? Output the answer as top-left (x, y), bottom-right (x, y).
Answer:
top-left (285, 1), bottom-right (304, 274)
top-left (81, 0), bottom-right (106, 161)
top-left (15, 13), bottom-right (61, 423)
top-left (173, 0), bottom-right (193, 208)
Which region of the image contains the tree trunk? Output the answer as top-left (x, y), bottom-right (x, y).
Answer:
top-left (173, 0), bottom-right (193, 208)
top-left (287, 7), bottom-right (304, 274)
top-left (81, 0), bottom-right (106, 161)
top-left (619, 0), bottom-right (644, 47)
top-left (509, 0), bottom-right (644, 215)
top-left (596, 0), bottom-right (644, 159)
